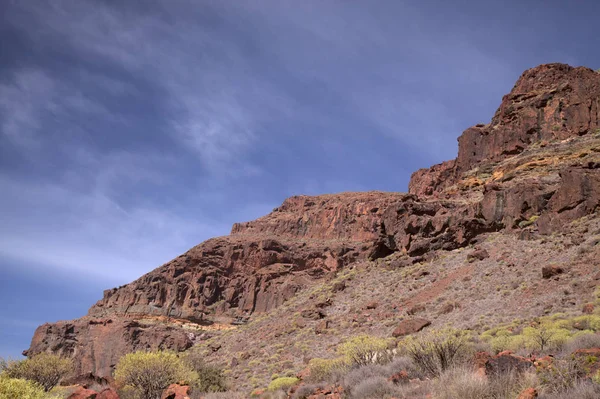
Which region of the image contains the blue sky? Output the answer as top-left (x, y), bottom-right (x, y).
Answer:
top-left (1, 0), bottom-right (599, 358)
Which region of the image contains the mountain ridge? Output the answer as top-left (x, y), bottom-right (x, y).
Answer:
top-left (25, 63), bottom-right (600, 385)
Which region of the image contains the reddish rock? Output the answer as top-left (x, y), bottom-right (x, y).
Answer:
top-left (542, 265), bottom-right (564, 279)
top-left (388, 370), bottom-right (410, 384)
top-left (467, 249), bottom-right (490, 262)
top-left (407, 304), bottom-right (426, 315)
top-left (302, 384), bottom-right (344, 399)
top-left (314, 319), bottom-right (330, 335)
top-left (583, 303), bottom-right (595, 314)
top-left (67, 387), bottom-right (98, 399)
top-left (410, 63), bottom-right (600, 198)
top-left (365, 301), bottom-right (378, 310)
top-left (517, 387), bottom-right (538, 399)
top-left (533, 355), bottom-right (554, 369)
top-left (26, 63), bottom-right (600, 383)
top-left (301, 308), bottom-right (326, 320)
top-left (97, 388), bottom-right (120, 399)
top-left (26, 318), bottom-right (194, 378)
top-left (485, 351), bottom-right (533, 375)
top-left (161, 384), bottom-right (190, 399)
top-left (391, 318), bottom-right (431, 337)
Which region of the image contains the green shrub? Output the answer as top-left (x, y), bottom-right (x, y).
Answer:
top-left (337, 335), bottom-right (395, 367)
top-left (0, 376), bottom-right (46, 399)
top-left (2, 353), bottom-right (72, 391)
top-left (114, 351), bottom-right (196, 399)
top-left (267, 377), bottom-right (299, 392)
top-left (402, 328), bottom-right (471, 377)
top-left (182, 351), bottom-right (227, 393)
top-left (306, 358), bottom-right (348, 382)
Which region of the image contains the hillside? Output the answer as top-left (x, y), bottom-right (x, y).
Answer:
top-left (24, 63), bottom-right (600, 394)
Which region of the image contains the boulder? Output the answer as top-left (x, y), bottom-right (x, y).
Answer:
top-left (517, 387), bottom-right (538, 399)
top-left (542, 265), bottom-right (564, 279)
top-left (161, 384), bottom-right (190, 399)
top-left (467, 249), bottom-right (490, 262)
top-left (97, 388), bottom-right (120, 399)
top-left (391, 318), bottom-right (431, 337)
top-left (67, 387), bottom-right (98, 399)
top-left (485, 351), bottom-right (533, 375)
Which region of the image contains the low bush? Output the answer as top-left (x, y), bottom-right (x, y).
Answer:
top-left (1, 353), bottom-right (72, 391)
top-left (267, 377), bottom-right (299, 392)
top-left (540, 380), bottom-right (600, 399)
top-left (342, 364), bottom-right (389, 393)
top-left (562, 332), bottom-right (600, 354)
top-left (183, 351), bottom-right (228, 393)
top-left (337, 335), bottom-right (395, 367)
top-left (0, 376), bottom-right (46, 399)
top-left (349, 376), bottom-right (400, 399)
top-left (291, 383), bottom-right (326, 399)
top-left (114, 351), bottom-right (196, 399)
top-left (481, 314), bottom-right (600, 354)
top-left (401, 328), bottom-right (471, 377)
top-left (306, 357), bottom-right (348, 382)
top-left (201, 393), bottom-right (246, 399)
top-left (536, 357), bottom-right (585, 394)
top-left (432, 367), bottom-right (488, 399)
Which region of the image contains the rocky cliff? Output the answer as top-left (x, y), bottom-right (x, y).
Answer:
top-left (26, 63), bottom-right (600, 380)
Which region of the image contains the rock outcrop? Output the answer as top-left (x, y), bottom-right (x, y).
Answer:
top-left (25, 63), bottom-right (600, 381)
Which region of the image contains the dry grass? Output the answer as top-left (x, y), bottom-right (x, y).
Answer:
top-left (191, 212), bottom-right (600, 391)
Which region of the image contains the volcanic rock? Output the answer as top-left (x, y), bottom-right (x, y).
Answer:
top-left (542, 265), bottom-right (564, 279)
top-left (161, 384), bottom-right (190, 399)
top-left (391, 318), bottom-right (431, 337)
top-left (25, 63), bottom-right (600, 383)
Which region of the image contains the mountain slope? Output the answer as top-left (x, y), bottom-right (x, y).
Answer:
top-left (25, 63), bottom-right (600, 388)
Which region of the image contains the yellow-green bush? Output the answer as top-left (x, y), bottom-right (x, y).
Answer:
top-left (267, 376), bottom-right (299, 392)
top-left (114, 351), bottom-right (196, 399)
top-left (2, 353), bottom-right (72, 391)
top-left (336, 335), bottom-right (395, 366)
top-left (182, 350), bottom-right (227, 393)
top-left (401, 328), bottom-right (471, 376)
top-left (481, 314), bottom-right (600, 353)
top-left (0, 376), bottom-right (45, 399)
top-left (307, 357), bottom-right (348, 382)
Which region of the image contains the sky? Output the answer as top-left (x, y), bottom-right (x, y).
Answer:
top-left (1, 0), bottom-right (599, 358)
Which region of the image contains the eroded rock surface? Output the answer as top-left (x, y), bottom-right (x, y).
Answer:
top-left (26, 64), bottom-right (600, 382)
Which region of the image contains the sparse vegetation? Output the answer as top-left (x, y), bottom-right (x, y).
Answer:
top-left (401, 328), bottom-right (471, 377)
top-left (1, 353), bottom-right (72, 392)
top-left (0, 376), bottom-right (46, 399)
top-left (114, 351), bottom-right (196, 399)
top-left (267, 376), bottom-right (299, 391)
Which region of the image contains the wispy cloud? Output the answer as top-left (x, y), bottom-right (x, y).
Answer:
top-left (0, 162), bottom-right (228, 284)
top-left (7, 0), bottom-right (294, 174)
top-left (0, 69), bottom-right (54, 149)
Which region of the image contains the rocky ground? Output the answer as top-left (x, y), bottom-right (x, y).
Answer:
top-left (23, 63), bottom-right (600, 397)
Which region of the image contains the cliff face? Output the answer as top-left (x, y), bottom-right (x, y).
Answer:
top-left (26, 64), bottom-right (600, 379)
top-left (410, 63), bottom-right (600, 197)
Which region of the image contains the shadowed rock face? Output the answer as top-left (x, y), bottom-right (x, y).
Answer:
top-left (26, 64), bottom-right (600, 380)
top-left (24, 318), bottom-right (193, 378)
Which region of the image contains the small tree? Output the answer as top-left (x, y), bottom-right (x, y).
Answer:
top-left (114, 351), bottom-right (196, 399)
top-left (402, 328), bottom-right (470, 377)
top-left (526, 326), bottom-right (555, 352)
top-left (2, 353), bottom-right (72, 391)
